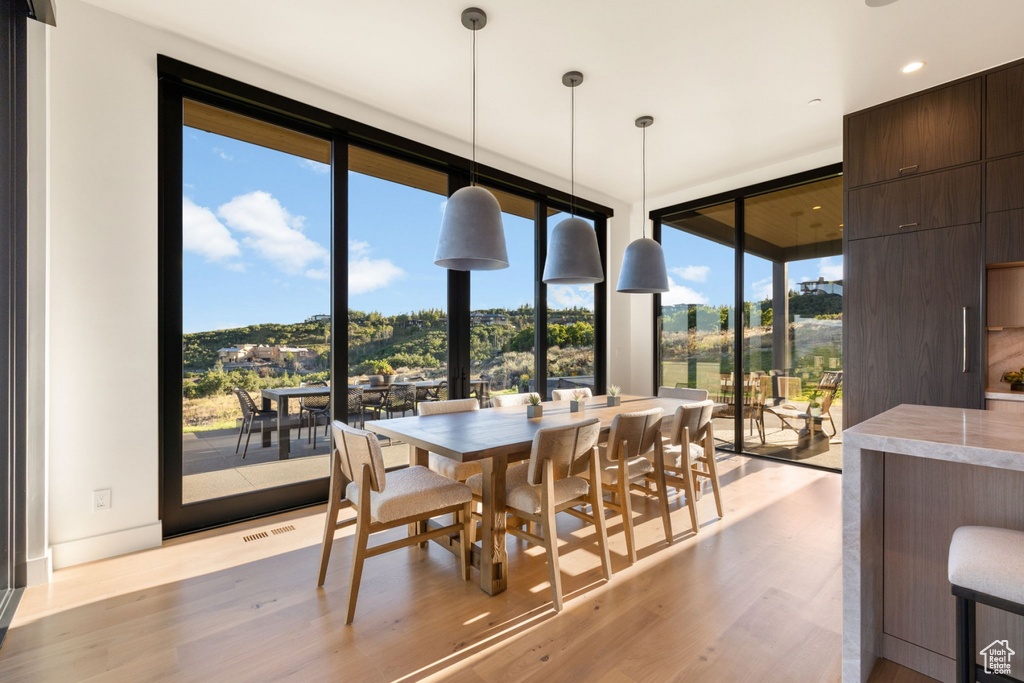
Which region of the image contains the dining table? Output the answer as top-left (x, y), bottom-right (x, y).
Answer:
top-left (364, 393), bottom-right (713, 596)
top-left (260, 385), bottom-right (332, 459)
top-left (354, 378), bottom-right (489, 404)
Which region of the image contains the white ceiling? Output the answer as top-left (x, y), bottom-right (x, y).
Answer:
top-left (85, 0), bottom-right (1024, 205)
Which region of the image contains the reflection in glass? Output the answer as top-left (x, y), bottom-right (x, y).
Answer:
top-left (546, 212), bottom-right (597, 399)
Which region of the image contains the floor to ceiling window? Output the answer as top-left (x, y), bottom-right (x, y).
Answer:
top-left (655, 167), bottom-right (843, 471)
top-left (158, 58), bottom-right (610, 534)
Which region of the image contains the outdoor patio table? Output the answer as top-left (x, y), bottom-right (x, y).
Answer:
top-left (365, 394), bottom-right (711, 596)
top-left (260, 385), bottom-right (331, 459)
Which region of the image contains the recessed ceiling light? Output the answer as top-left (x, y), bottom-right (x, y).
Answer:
top-left (807, 98), bottom-right (822, 106)
top-left (812, 205), bottom-right (822, 210)
top-left (901, 61), bottom-right (926, 74)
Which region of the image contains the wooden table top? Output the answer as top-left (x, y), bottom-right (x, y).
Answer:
top-left (365, 394), bottom-right (708, 463)
top-left (261, 386), bottom-right (330, 400)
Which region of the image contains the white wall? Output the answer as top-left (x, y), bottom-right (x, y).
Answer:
top-left (43, 0), bottom-right (633, 568)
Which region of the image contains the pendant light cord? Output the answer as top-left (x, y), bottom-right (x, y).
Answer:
top-left (570, 81), bottom-right (575, 217)
top-left (471, 20), bottom-right (477, 187)
top-left (641, 124), bottom-right (647, 239)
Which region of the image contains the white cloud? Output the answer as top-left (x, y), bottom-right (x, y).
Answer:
top-left (213, 147), bottom-right (233, 161)
top-left (818, 257), bottom-right (843, 281)
top-left (671, 265), bottom-right (710, 283)
top-left (661, 276), bottom-right (709, 307)
top-left (349, 256), bottom-right (404, 294)
top-left (549, 285), bottom-right (595, 311)
top-left (182, 196), bottom-right (240, 262)
top-left (349, 239), bottom-right (371, 257)
top-left (217, 191), bottom-right (329, 278)
top-left (750, 277), bottom-right (773, 300)
top-left (300, 158), bottom-right (330, 175)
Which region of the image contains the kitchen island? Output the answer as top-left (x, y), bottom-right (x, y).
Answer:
top-left (843, 404), bottom-right (1024, 682)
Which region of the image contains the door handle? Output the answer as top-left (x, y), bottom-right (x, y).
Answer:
top-left (962, 306), bottom-right (968, 373)
top-left (898, 222), bottom-right (919, 230)
top-left (899, 164), bottom-right (919, 175)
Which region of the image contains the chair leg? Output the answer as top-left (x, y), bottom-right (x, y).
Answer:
top-left (705, 454), bottom-right (724, 519)
top-left (460, 502), bottom-right (472, 581)
top-left (345, 508), bottom-right (371, 626)
top-left (317, 461), bottom-right (344, 587)
top-left (618, 478), bottom-right (637, 564)
top-left (956, 593), bottom-right (976, 683)
top-left (589, 476), bottom-right (612, 581)
top-left (681, 460), bottom-right (700, 534)
top-left (234, 421), bottom-right (245, 454)
top-left (655, 472), bottom-right (673, 545)
top-left (540, 500), bottom-right (563, 611)
top-left (241, 417), bottom-right (255, 459)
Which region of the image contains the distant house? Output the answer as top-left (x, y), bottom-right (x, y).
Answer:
top-left (471, 313), bottom-right (509, 325)
top-left (216, 347), bottom-right (248, 363)
top-left (218, 344), bottom-right (313, 366)
top-left (798, 276), bottom-right (843, 296)
top-left (305, 314), bottom-right (330, 323)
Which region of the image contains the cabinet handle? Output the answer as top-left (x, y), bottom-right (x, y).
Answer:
top-left (962, 306), bottom-right (968, 373)
top-left (898, 222), bottom-right (920, 230)
top-left (898, 164), bottom-right (919, 175)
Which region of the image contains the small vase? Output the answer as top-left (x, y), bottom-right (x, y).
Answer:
top-left (527, 405), bottom-right (543, 418)
top-left (571, 401), bottom-right (585, 413)
top-left (809, 406), bottom-right (822, 417)
top-left (1012, 383), bottom-right (1024, 393)
top-left (607, 396), bottom-right (621, 407)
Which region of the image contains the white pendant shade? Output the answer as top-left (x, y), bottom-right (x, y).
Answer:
top-left (543, 217), bottom-right (604, 284)
top-left (434, 185), bottom-right (509, 271)
top-left (616, 237), bottom-right (669, 293)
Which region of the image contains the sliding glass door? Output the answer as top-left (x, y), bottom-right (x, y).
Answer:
top-left (655, 167), bottom-right (843, 471)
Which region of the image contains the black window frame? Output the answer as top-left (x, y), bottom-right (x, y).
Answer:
top-left (158, 57), bottom-right (611, 536)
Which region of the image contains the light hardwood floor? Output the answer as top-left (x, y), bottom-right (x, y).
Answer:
top-left (0, 454), bottom-right (854, 681)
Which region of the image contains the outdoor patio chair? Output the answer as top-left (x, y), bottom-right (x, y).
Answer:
top-left (297, 380), bottom-right (331, 448)
top-left (425, 380), bottom-right (448, 402)
top-left (381, 383), bottom-right (416, 418)
top-left (317, 421), bottom-right (473, 624)
top-left (761, 370), bottom-right (843, 441)
top-left (232, 387), bottom-right (277, 459)
top-left (346, 386), bottom-right (367, 428)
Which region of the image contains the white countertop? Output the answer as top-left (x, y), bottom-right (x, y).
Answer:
top-left (843, 404), bottom-right (1024, 473)
top-left (985, 388), bottom-right (1024, 402)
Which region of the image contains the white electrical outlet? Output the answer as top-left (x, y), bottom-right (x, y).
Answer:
top-left (93, 489), bottom-right (111, 511)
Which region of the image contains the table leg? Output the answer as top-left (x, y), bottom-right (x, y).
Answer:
top-left (410, 447), bottom-right (429, 541)
top-left (479, 454), bottom-right (508, 595)
top-left (261, 396), bottom-right (273, 448)
top-left (278, 396), bottom-right (290, 460)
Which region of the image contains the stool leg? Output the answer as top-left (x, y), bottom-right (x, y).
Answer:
top-left (956, 593), bottom-right (976, 683)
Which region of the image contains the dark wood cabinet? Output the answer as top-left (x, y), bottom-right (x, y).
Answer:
top-left (987, 62), bottom-right (1024, 158)
top-left (987, 154), bottom-right (1024, 213)
top-left (987, 209), bottom-right (1024, 265)
top-left (846, 79), bottom-right (981, 188)
top-left (846, 165), bottom-right (980, 241)
top-left (846, 224), bottom-right (983, 427)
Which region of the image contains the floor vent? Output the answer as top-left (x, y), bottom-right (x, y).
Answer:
top-left (270, 525), bottom-right (296, 536)
top-left (242, 531), bottom-right (269, 543)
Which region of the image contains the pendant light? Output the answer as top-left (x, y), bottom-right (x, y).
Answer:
top-left (542, 71), bottom-right (604, 285)
top-left (616, 115), bottom-right (669, 293)
top-left (434, 7), bottom-right (509, 271)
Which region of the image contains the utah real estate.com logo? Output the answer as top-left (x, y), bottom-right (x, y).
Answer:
top-left (981, 639), bottom-right (1016, 676)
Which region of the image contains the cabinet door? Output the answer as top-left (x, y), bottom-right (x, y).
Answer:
top-left (987, 209), bottom-right (1024, 265)
top-left (987, 154), bottom-right (1024, 213)
top-left (846, 79), bottom-right (981, 188)
top-left (846, 224), bottom-right (983, 426)
top-left (987, 62), bottom-right (1024, 158)
top-left (846, 165), bottom-right (980, 241)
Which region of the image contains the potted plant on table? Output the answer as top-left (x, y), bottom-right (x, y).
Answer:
top-left (607, 385), bottom-right (622, 407)
top-left (807, 391), bottom-right (822, 417)
top-left (526, 393), bottom-right (543, 418)
top-left (570, 389), bottom-right (588, 413)
top-left (1002, 368), bottom-right (1024, 392)
top-left (367, 360), bottom-right (397, 387)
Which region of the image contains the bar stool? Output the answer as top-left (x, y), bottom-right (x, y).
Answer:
top-left (948, 526), bottom-right (1024, 683)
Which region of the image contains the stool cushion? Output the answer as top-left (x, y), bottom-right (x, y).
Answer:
top-left (428, 452), bottom-right (483, 482)
top-left (346, 465), bottom-right (471, 524)
top-left (949, 526), bottom-right (1024, 606)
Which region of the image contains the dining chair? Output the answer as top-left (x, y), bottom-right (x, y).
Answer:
top-left (490, 392), bottom-right (540, 408)
top-left (297, 380), bottom-right (331, 448)
top-left (419, 399), bottom-right (482, 482)
top-left (425, 380), bottom-right (448, 402)
top-left (652, 400), bottom-right (721, 534)
top-left (346, 386), bottom-right (367, 428)
top-left (317, 420), bottom-right (473, 624)
top-left (551, 387), bottom-right (592, 402)
top-left (232, 387), bottom-right (278, 459)
top-left (465, 418), bottom-right (611, 612)
top-left (657, 386), bottom-right (709, 401)
top-left (382, 383), bottom-right (416, 418)
top-left (582, 407), bottom-right (671, 564)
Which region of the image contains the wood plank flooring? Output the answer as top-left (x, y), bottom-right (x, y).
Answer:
top-left (0, 454), bottom-right (855, 681)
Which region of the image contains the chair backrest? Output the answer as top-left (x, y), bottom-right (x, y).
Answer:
top-left (434, 381), bottom-right (448, 401)
top-left (234, 387), bottom-right (259, 420)
top-left (491, 392), bottom-right (540, 408)
top-left (346, 386), bottom-right (364, 411)
top-left (817, 370), bottom-right (843, 394)
top-left (526, 417), bottom-right (601, 486)
top-left (418, 398), bottom-right (479, 416)
top-left (331, 420), bottom-right (387, 493)
top-left (658, 386), bottom-right (709, 401)
top-left (552, 387), bottom-right (592, 402)
top-left (299, 380), bottom-right (330, 409)
top-left (606, 408), bottom-right (664, 460)
top-left (669, 400), bottom-right (715, 447)
top-left (384, 384), bottom-right (416, 410)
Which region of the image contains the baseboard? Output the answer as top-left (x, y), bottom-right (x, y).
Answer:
top-left (882, 633), bottom-right (955, 683)
top-left (25, 551), bottom-right (51, 586)
top-left (51, 522), bottom-right (163, 569)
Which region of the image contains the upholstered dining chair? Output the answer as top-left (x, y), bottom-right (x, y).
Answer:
top-left (551, 387), bottom-right (592, 402)
top-left (317, 420), bottom-right (473, 624)
top-left (650, 400), bottom-right (722, 535)
top-left (419, 399), bottom-right (482, 483)
top-left (490, 392), bottom-right (541, 408)
top-left (465, 417), bottom-right (611, 612)
top-left (657, 386), bottom-right (709, 401)
top-left (582, 407), bottom-right (672, 564)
